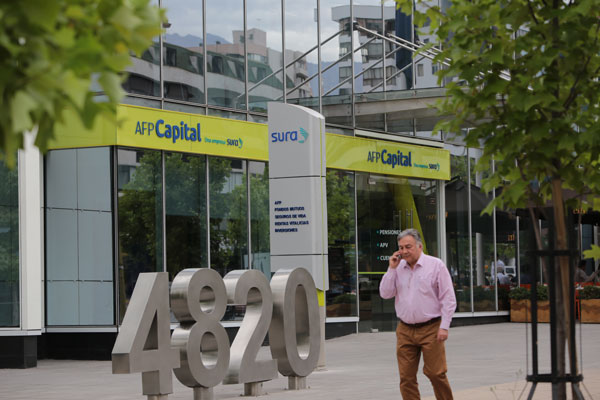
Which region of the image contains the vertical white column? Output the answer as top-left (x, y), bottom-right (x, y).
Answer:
top-left (18, 130), bottom-right (43, 332)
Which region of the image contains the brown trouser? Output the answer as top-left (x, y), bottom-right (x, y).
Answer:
top-left (396, 319), bottom-right (453, 400)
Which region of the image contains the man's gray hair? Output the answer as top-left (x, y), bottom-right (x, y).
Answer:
top-left (397, 228), bottom-right (423, 246)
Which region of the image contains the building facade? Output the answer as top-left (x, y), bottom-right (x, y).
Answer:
top-left (2, 0), bottom-right (599, 368)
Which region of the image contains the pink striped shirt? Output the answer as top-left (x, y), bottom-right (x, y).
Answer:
top-left (379, 253), bottom-right (456, 330)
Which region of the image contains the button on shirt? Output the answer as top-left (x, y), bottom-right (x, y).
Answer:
top-left (379, 253), bottom-right (456, 330)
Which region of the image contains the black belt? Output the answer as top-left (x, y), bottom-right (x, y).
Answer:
top-left (399, 316), bottom-right (441, 328)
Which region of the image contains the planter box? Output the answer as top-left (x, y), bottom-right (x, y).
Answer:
top-left (510, 299), bottom-right (550, 322)
top-left (581, 299), bottom-right (600, 323)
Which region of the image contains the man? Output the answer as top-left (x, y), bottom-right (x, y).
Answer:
top-left (496, 265), bottom-right (512, 285)
top-left (379, 229), bottom-right (456, 400)
top-left (574, 259), bottom-right (600, 283)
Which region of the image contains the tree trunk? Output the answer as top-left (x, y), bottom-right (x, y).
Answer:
top-left (551, 178), bottom-right (577, 398)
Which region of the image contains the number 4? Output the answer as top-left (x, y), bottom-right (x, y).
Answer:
top-left (112, 272), bottom-right (181, 396)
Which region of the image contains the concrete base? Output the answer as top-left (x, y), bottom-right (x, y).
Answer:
top-left (193, 387), bottom-right (213, 400)
top-left (243, 382), bottom-right (263, 396)
top-left (288, 376), bottom-right (307, 390)
top-left (147, 395), bottom-right (168, 400)
top-left (0, 336), bottom-right (37, 368)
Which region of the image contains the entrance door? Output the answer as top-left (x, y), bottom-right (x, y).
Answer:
top-left (356, 173), bottom-right (438, 332)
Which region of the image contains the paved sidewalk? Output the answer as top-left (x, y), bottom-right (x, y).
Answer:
top-left (1, 323), bottom-right (599, 400)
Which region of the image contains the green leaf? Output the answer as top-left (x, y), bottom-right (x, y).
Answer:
top-left (62, 71), bottom-right (89, 109)
top-left (10, 91), bottom-right (37, 133)
top-left (583, 244), bottom-right (600, 261)
top-left (98, 72), bottom-right (124, 103)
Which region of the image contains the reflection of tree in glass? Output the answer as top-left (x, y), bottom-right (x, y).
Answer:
top-left (209, 157), bottom-right (247, 276)
top-left (118, 150), bottom-right (163, 304)
top-left (327, 170), bottom-right (355, 245)
top-left (249, 165), bottom-right (270, 256)
top-left (165, 153), bottom-right (207, 279)
top-left (0, 160), bottom-right (18, 325)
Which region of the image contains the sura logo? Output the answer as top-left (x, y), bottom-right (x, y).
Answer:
top-left (271, 127), bottom-right (308, 144)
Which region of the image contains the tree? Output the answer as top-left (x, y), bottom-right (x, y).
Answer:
top-left (395, 0), bottom-right (600, 396)
top-left (0, 0), bottom-right (163, 166)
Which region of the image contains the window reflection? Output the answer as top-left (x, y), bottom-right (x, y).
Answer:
top-left (123, 0), bottom-right (160, 97)
top-left (469, 148), bottom-right (496, 311)
top-left (209, 157), bottom-right (248, 277)
top-left (326, 170), bottom-right (357, 317)
top-left (163, 0), bottom-right (205, 103)
top-left (445, 144), bottom-right (472, 312)
top-left (206, 0), bottom-right (245, 109)
top-left (250, 162), bottom-right (270, 275)
top-left (165, 153), bottom-right (208, 280)
top-left (284, 0), bottom-right (318, 109)
top-left (117, 148), bottom-right (163, 321)
top-left (247, 1), bottom-right (284, 112)
top-left (320, 0), bottom-right (352, 126)
top-left (0, 158), bottom-right (18, 327)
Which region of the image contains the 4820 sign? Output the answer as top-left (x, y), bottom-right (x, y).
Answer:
top-left (111, 267), bottom-right (321, 399)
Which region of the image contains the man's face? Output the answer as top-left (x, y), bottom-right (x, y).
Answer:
top-left (398, 235), bottom-right (423, 267)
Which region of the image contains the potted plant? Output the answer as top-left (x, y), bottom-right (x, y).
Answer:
top-left (508, 285), bottom-right (549, 322)
top-left (327, 293), bottom-right (356, 317)
top-left (509, 287), bottom-right (530, 322)
top-left (536, 285), bottom-right (550, 323)
top-left (580, 286), bottom-right (600, 323)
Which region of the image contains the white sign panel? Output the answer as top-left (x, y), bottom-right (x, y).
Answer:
top-left (268, 103), bottom-right (328, 291)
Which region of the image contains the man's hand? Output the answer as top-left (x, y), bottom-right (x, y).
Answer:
top-left (437, 328), bottom-right (448, 342)
top-left (389, 251), bottom-right (402, 269)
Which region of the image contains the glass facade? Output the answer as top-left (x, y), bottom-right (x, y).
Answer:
top-left (0, 158), bottom-right (19, 327)
top-left (123, 0), bottom-right (443, 136)
top-left (36, 0), bottom-right (552, 332)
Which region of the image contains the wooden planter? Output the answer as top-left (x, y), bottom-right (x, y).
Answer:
top-left (580, 299), bottom-right (600, 323)
top-left (510, 299), bottom-right (550, 322)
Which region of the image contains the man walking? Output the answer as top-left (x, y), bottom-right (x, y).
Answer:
top-left (379, 229), bottom-right (456, 399)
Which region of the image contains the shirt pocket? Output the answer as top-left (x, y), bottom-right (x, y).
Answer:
top-left (417, 272), bottom-right (434, 295)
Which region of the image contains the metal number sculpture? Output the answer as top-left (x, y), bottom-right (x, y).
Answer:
top-left (222, 269), bottom-right (278, 385)
top-left (170, 268), bottom-right (230, 395)
top-left (112, 272), bottom-right (181, 396)
top-left (269, 268), bottom-right (321, 378)
top-left (112, 267), bottom-right (320, 399)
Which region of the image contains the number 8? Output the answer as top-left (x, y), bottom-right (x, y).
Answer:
top-left (170, 268), bottom-right (230, 392)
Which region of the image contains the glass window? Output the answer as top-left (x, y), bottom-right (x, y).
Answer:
top-left (326, 170), bottom-right (357, 317)
top-left (209, 157), bottom-right (248, 277)
top-left (117, 148), bottom-right (163, 322)
top-left (284, 0), bottom-right (318, 111)
top-left (46, 148), bottom-right (114, 326)
top-left (165, 152), bottom-right (208, 280)
top-left (249, 162), bottom-right (270, 275)
top-left (123, 0), bottom-right (160, 97)
top-left (356, 172), bottom-right (438, 331)
top-left (470, 148), bottom-right (496, 311)
top-left (247, 1), bottom-right (283, 113)
top-left (163, 0), bottom-right (205, 103)
top-left (206, 0), bottom-right (245, 110)
top-left (445, 144), bottom-right (472, 312)
top-left (321, 0), bottom-right (352, 126)
top-left (0, 157), bottom-right (18, 327)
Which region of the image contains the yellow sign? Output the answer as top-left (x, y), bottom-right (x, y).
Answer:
top-left (326, 134), bottom-right (450, 180)
top-left (117, 106), bottom-right (268, 160)
top-left (49, 104), bottom-right (450, 180)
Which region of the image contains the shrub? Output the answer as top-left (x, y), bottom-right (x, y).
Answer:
top-left (509, 287), bottom-right (529, 300)
top-left (332, 293), bottom-right (357, 304)
top-left (536, 285), bottom-right (548, 301)
top-left (580, 285), bottom-right (600, 300)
